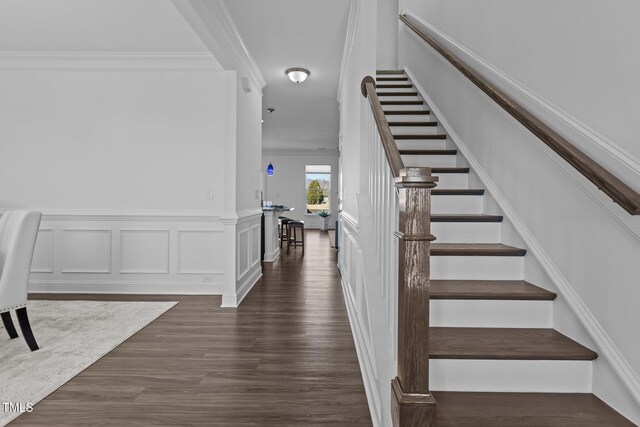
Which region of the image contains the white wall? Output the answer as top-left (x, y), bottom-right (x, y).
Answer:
top-left (0, 0), bottom-right (210, 53)
top-left (376, 0), bottom-right (399, 69)
top-left (235, 77), bottom-right (263, 214)
top-left (0, 68), bottom-right (228, 212)
top-left (338, 1), bottom-right (395, 426)
top-left (262, 152), bottom-right (339, 229)
top-left (401, 0), bottom-right (640, 192)
top-left (399, 2), bottom-right (640, 422)
top-left (221, 72), bottom-right (264, 307)
top-left (0, 60), bottom-right (262, 301)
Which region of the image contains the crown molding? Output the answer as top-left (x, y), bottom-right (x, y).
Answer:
top-left (172, 0), bottom-right (266, 94)
top-left (337, 0), bottom-right (360, 103)
top-left (0, 51), bottom-right (222, 70)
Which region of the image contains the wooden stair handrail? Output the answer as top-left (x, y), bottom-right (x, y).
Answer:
top-left (361, 76), bottom-right (405, 178)
top-left (400, 14), bottom-right (640, 215)
top-left (361, 75), bottom-right (438, 426)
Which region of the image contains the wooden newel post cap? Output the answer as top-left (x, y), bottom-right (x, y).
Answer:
top-left (395, 167), bottom-right (438, 188)
top-left (361, 76), bottom-right (376, 97)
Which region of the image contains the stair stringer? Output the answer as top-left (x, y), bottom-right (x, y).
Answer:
top-left (404, 66), bottom-right (640, 424)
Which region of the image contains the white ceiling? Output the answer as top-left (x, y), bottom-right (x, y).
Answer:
top-left (0, 0), bottom-right (210, 53)
top-left (224, 0), bottom-right (351, 151)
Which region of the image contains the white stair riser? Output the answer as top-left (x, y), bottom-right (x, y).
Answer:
top-left (396, 140), bottom-right (448, 150)
top-left (382, 114), bottom-right (432, 122)
top-left (431, 256), bottom-right (523, 280)
top-left (432, 222), bottom-right (499, 242)
top-left (402, 154), bottom-right (456, 167)
top-left (432, 195), bottom-right (483, 214)
top-left (383, 104), bottom-right (427, 111)
top-left (431, 173), bottom-right (469, 189)
top-left (430, 300), bottom-right (553, 328)
top-left (391, 126), bottom-right (440, 135)
top-left (430, 359), bottom-right (592, 393)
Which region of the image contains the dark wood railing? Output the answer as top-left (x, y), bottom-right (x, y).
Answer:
top-left (362, 76), bottom-right (438, 426)
top-left (400, 14), bottom-right (640, 216)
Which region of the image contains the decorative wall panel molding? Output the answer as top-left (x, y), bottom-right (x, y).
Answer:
top-left (31, 228), bottom-right (54, 273)
top-left (61, 229), bottom-right (112, 273)
top-left (29, 212), bottom-right (226, 295)
top-left (177, 230), bottom-right (224, 274)
top-left (119, 229), bottom-right (170, 274)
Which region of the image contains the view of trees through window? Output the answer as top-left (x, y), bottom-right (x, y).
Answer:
top-left (306, 165), bottom-right (331, 213)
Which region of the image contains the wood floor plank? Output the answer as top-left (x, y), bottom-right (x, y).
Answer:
top-left (14, 231), bottom-right (372, 426)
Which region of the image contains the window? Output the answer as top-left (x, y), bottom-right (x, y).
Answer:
top-left (306, 165), bottom-right (331, 213)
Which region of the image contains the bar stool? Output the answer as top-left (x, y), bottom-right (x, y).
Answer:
top-left (278, 217), bottom-right (292, 248)
top-left (287, 220), bottom-right (305, 254)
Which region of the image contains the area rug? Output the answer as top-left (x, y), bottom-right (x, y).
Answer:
top-left (0, 300), bottom-right (177, 426)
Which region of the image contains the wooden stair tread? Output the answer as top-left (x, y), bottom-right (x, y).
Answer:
top-left (394, 134), bottom-right (447, 140)
top-left (430, 327), bottom-right (597, 360)
top-left (432, 189), bottom-right (485, 196)
top-left (376, 69), bottom-right (404, 74)
top-left (376, 84), bottom-right (412, 88)
top-left (399, 149), bottom-right (456, 155)
top-left (381, 100), bottom-right (424, 105)
top-left (388, 121), bottom-right (437, 126)
top-left (431, 280), bottom-right (556, 300)
top-left (376, 77), bottom-right (409, 81)
top-left (431, 243), bottom-right (526, 256)
top-left (383, 110), bottom-right (430, 115)
top-left (432, 214), bottom-right (502, 222)
top-left (432, 392), bottom-right (634, 426)
top-left (376, 91), bottom-right (418, 96)
top-left (431, 167), bottom-right (470, 174)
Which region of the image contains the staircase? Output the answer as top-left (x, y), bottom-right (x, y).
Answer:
top-left (375, 70), bottom-right (635, 426)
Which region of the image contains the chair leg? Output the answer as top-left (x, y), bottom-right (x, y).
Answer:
top-left (16, 308), bottom-right (39, 351)
top-left (287, 227), bottom-right (292, 254)
top-left (1, 311), bottom-right (18, 339)
top-left (301, 228), bottom-right (305, 255)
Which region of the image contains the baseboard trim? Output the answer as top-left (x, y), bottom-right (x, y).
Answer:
top-left (221, 263), bottom-right (262, 307)
top-left (264, 247), bottom-right (280, 263)
top-left (405, 66), bottom-right (640, 411)
top-left (28, 279), bottom-right (222, 295)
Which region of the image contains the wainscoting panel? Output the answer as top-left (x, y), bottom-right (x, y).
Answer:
top-left (31, 228), bottom-right (54, 273)
top-left (227, 212), bottom-right (263, 307)
top-left (237, 228), bottom-right (251, 278)
top-left (29, 212), bottom-right (226, 294)
top-left (250, 224), bottom-right (261, 270)
top-left (62, 229), bottom-right (112, 273)
top-left (177, 230), bottom-right (224, 274)
top-left (119, 229), bottom-right (169, 274)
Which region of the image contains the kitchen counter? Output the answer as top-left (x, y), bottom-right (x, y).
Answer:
top-left (262, 206), bottom-right (294, 262)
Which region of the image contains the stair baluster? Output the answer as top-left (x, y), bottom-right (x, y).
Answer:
top-left (362, 76), bottom-right (439, 427)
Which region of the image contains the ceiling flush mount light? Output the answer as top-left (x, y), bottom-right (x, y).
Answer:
top-left (285, 67), bottom-right (310, 83)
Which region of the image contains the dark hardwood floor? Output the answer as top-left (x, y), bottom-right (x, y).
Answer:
top-left (14, 230), bottom-right (372, 426)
